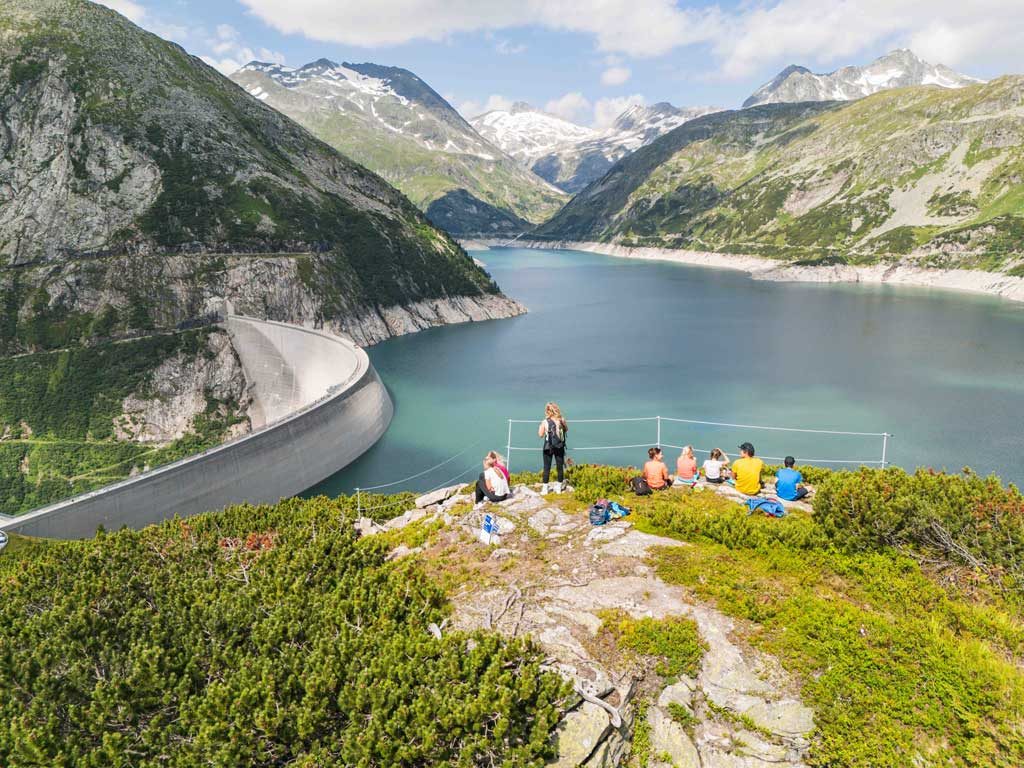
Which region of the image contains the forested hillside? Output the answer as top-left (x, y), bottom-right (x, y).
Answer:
top-left (535, 77), bottom-right (1024, 273)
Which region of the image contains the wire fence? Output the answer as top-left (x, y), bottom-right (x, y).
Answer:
top-left (504, 415), bottom-right (891, 471)
top-left (354, 414), bottom-right (892, 517)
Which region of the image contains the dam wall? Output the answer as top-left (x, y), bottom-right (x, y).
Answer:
top-left (0, 316), bottom-right (393, 539)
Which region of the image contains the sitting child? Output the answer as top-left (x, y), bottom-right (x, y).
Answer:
top-left (775, 456), bottom-right (809, 501)
top-left (702, 448), bottom-right (729, 484)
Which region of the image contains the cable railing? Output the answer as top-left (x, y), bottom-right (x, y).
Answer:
top-left (354, 415), bottom-right (892, 518)
top-left (505, 415), bottom-right (891, 472)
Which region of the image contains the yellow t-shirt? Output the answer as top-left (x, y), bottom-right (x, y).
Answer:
top-left (732, 457), bottom-right (764, 495)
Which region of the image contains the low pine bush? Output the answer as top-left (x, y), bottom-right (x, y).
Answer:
top-left (0, 495), bottom-right (569, 766)
top-left (814, 467), bottom-right (1024, 589)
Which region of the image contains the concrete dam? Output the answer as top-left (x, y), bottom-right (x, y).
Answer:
top-left (0, 316), bottom-right (393, 539)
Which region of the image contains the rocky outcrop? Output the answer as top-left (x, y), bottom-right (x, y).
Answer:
top-left (116, 330), bottom-right (250, 444)
top-left (364, 485), bottom-right (816, 767)
top-left (338, 293), bottom-right (526, 346)
top-left (1, 0), bottom-right (518, 356)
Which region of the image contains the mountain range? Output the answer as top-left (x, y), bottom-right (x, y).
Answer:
top-left (743, 49), bottom-right (982, 107)
top-left (229, 60), bottom-right (565, 237)
top-left (1, 0), bottom-right (519, 346)
top-left (473, 102), bottom-right (721, 193)
top-left (533, 75), bottom-right (1024, 272)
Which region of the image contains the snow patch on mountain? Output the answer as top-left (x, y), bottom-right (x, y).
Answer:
top-left (472, 101), bottom-right (722, 193)
top-left (743, 49), bottom-right (983, 108)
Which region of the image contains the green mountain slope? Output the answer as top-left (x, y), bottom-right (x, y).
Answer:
top-left (230, 60), bottom-right (565, 236)
top-left (0, 0), bottom-right (514, 350)
top-left (535, 78), bottom-right (1024, 272)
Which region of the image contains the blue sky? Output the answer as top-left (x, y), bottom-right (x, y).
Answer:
top-left (99, 0), bottom-right (1021, 127)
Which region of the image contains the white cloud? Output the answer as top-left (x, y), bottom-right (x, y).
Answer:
top-left (495, 39), bottom-right (527, 55)
top-left (237, 0), bottom-right (715, 57)
top-left (457, 94), bottom-right (515, 119)
top-left (544, 92), bottom-right (592, 124)
top-left (199, 23), bottom-right (286, 75)
top-left (600, 66), bottom-right (632, 86)
top-left (95, 0), bottom-right (146, 23)
top-left (708, 0), bottom-right (1019, 79)
top-left (593, 94), bottom-right (645, 128)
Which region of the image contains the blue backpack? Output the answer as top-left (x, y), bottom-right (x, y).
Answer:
top-left (747, 497), bottom-right (786, 518)
top-left (589, 502), bottom-right (610, 526)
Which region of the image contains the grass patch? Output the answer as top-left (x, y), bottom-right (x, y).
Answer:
top-left (599, 610), bottom-right (705, 679)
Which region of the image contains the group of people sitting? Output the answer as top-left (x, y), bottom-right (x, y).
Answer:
top-left (473, 402), bottom-right (811, 508)
top-left (642, 442), bottom-right (810, 501)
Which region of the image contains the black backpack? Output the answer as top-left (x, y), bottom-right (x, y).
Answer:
top-left (630, 476), bottom-right (652, 496)
top-left (545, 418), bottom-right (566, 451)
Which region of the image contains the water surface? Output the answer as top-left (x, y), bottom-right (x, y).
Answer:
top-left (313, 247), bottom-right (1024, 497)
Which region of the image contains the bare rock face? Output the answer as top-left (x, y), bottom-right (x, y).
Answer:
top-left (116, 330), bottom-right (250, 444)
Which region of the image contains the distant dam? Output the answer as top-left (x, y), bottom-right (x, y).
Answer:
top-left (0, 316), bottom-right (393, 539)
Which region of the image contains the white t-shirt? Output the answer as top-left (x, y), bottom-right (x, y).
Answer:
top-left (703, 459), bottom-right (725, 480)
top-left (485, 466), bottom-right (510, 497)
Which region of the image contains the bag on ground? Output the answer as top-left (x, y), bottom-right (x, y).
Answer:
top-left (629, 476), bottom-right (652, 496)
top-left (608, 500), bottom-right (631, 518)
top-left (589, 501), bottom-right (610, 526)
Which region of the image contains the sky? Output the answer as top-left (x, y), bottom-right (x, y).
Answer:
top-left (98, 0), bottom-right (1023, 128)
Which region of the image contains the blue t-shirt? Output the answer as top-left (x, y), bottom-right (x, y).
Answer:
top-left (775, 468), bottom-right (803, 500)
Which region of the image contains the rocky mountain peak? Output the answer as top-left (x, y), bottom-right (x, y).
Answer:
top-left (744, 49), bottom-right (982, 107)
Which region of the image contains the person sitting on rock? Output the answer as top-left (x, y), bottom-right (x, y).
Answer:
top-left (702, 448), bottom-right (730, 484)
top-left (644, 447), bottom-right (673, 491)
top-left (675, 445), bottom-right (699, 485)
top-left (488, 450), bottom-right (511, 482)
top-left (775, 456), bottom-right (810, 501)
top-left (731, 442), bottom-right (765, 496)
top-left (475, 456), bottom-right (511, 505)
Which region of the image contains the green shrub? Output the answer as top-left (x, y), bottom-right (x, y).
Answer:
top-left (638, 492), bottom-right (827, 552)
top-left (0, 496), bottom-right (569, 765)
top-left (510, 463), bottom-right (633, 503)
top-left (599, 611), bottom-right (705, 678)
top-left (814, 467), bottom-right (1024, 588)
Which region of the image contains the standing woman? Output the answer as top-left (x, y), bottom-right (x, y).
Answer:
top-left (538, 402), bottom-right (568, 494)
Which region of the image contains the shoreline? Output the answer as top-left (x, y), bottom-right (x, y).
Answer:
top-left (464, 239), bottom-right (1024, 305)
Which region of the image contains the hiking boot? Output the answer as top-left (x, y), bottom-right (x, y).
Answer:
top-left (553, 482), bottom-right (562, 494)
top-left (540, 483), bottom-right (549, 494)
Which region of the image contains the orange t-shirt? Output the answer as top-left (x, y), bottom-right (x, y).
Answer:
top-left (676, 456), bottom-right (697, 479)
top-left (644, 460), bottom-right (669, 489)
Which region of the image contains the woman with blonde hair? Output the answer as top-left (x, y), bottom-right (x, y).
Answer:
top-left (537, 402), bottom-right (568, 494)
top-left (675, 445), bottom-right (698, 485)
top-left (487, 450), bottom-right (510, 482)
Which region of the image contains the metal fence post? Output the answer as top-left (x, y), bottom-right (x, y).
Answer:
top-left (881, 433), bottom-right (891, 468)
top-left (356, 487), bottom-right (361, 516)
top-left (506, 419), bottom-right (513, 473)
top-left (656, 416), bottom-right (662, 448)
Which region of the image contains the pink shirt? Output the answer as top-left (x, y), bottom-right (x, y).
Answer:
top-left (676, 456), bottom-right (697, 480)
top-left (495, 462), bottom-right (510, 481)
